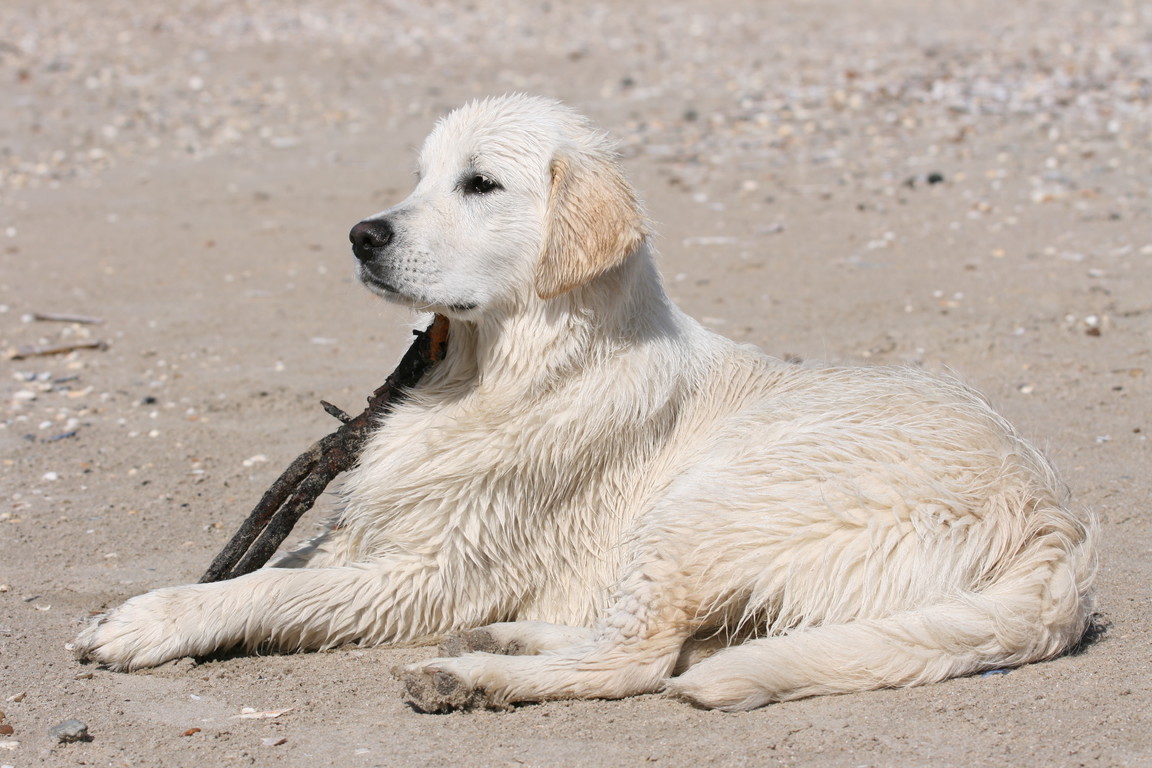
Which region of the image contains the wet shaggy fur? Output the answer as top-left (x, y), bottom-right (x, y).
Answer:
top-left (75, 95), bottom-right (1097, 712)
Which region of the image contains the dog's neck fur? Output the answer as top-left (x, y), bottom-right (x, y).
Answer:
top-left (423, 241), bottom-right (699, 407)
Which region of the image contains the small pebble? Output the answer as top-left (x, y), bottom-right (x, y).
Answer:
top-left (49, 719), bottom-right (90, 744)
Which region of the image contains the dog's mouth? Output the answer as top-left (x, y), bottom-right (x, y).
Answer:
top-left (358, 269), bottom-right (404, 298)
top-left (357, 267), bottom-right (423, 309)
top-left (358, 268), bottom-right (479, 314)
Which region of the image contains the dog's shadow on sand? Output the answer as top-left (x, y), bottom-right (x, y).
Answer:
top-left (1072, 612), bottom-right (1111, 655)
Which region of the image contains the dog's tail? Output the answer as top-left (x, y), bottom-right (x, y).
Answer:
top-left (667, 510), bottom-right (1098, 711)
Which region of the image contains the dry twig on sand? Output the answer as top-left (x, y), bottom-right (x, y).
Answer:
top-left (199, 314), bottom-right (450, 583)
top-left (9, 340), bottom-right (108, 359)
top-left (29, 312), bottom-right (105, 325)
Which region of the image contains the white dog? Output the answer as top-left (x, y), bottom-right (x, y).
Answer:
top-left (76, 95), bottom-right (1097, 712)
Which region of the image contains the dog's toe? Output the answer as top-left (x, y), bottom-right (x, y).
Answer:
top-left (439, 627), bottom-right (503, 657)
top-left (398, 664), bottom-right (489, 713)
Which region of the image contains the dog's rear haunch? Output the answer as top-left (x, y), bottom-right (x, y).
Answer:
top-left (76, 95), bottom-right (1096, 712)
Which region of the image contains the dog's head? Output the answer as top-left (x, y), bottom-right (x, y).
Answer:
top-left (349, 95), bottom-right (646, 318)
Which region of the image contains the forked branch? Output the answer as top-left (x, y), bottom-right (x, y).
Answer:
top-left (199, 314), bottom-right (450, 583)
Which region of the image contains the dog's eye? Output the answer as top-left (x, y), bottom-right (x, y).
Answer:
top-left (461, 174), bottom-right (501, 196)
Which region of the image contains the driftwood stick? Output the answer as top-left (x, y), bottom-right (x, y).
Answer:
top-left (199, 314), bottom-right (450, 583)
top-left (10, 340), bottom-right (108, 359)
top-left (197, 441), bottom-right (325, 582)
top-left (319, 400), bottom-right (353, 424)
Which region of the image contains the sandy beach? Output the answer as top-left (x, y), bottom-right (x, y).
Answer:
top-left (2, 0), bottom-right (1150, 764)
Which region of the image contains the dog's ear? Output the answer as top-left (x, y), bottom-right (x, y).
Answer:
top-left (535, 150), bottom-right (645, 299)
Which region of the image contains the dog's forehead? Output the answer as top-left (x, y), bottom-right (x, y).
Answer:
top-left (418, 99), bottom-right (571, 177)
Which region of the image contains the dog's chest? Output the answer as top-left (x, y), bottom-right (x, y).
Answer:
top-left (340, 390), bottom-right (668, 564)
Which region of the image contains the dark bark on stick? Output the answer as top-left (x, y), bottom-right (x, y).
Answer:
top-left (199, 314), bottom-right (450, 583)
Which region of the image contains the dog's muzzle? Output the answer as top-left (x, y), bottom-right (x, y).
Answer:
top-left (349, 219), bottom-right (394, 262)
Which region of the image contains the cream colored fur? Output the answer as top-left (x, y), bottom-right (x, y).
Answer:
top-left (75, 95), bottom-right (1097, 712)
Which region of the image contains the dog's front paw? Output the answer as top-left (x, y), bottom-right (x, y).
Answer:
top-left (394, 659), bottom-right (496, 713)
top-left (74, 587), bottom-right (209, 671)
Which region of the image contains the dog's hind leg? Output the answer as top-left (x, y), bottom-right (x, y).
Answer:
top-left (399, 563), bottom-right (696, 711)
top-left (668, 530), bottom-right (1096, 711)
top-left (440, 621), bottom-right (594, 657)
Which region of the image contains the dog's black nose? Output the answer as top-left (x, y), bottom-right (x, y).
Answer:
top-left (349, 219), bottom-right (394, 261)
